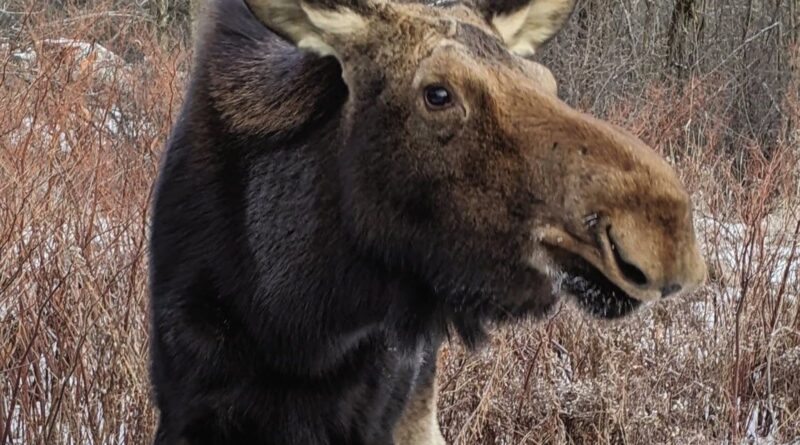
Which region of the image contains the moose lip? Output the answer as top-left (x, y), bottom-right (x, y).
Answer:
top-left (550, 248), bottom-right (642, 318)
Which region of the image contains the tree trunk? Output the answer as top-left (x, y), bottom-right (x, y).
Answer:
top-left (190, 0), bottom-right (207, 38)
top-left (667, 0), bottom-right (700, 77)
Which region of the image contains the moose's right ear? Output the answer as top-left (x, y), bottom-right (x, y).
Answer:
top-left (479, 0), bottom-right (576, 57)
top-left (245, 0), bottom-right (369, 57)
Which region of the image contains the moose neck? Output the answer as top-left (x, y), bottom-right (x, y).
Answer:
top-left (176, 1), bottom-right (441, 377)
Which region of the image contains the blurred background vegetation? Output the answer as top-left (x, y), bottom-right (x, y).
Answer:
top-left (3, 0), bottom-right (795, 149)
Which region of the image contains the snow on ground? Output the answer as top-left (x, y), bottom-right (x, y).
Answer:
top-left (696, 213), bottom-right (799, 289)
top-left (4, 37), bottom-right (158, 151)
top-left (8, 38), bottom-right (130, 84)
top-left (1, 40), bottom-right (153, 323)
top-left (694, 212), bottom-right (798, 442)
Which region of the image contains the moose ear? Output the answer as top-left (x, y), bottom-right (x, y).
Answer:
top-left (245, 0), bottom-right (369, 57)
top-left (481, 0), bottom-right (576, 57)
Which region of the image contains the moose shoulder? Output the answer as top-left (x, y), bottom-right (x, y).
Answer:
top-left (148, 0), bottom-right (706, 443)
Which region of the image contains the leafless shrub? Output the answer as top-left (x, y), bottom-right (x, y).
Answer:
top-left (539, 0), bottom-right (797, 161)
top-left (0, 3), bottom-right (187, 443)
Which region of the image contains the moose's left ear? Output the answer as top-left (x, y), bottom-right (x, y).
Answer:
top-left (480, 0), bottom-right (576, 57)
top-left (245, 0), bottom-right (370, 58)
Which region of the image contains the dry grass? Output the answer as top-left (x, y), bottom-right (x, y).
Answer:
top-left (1, 5), bottom-right (185, 443)
top-left (1, 3), bottom-right (798, 445)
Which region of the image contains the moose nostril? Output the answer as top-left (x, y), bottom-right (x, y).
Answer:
top-left (608, 230), bottom-right (649, 286)
top-left (661, 283), bottom-right (682, 298)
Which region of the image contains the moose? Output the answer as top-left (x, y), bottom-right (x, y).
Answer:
top-left (148, 0), bottom-right (707, 443)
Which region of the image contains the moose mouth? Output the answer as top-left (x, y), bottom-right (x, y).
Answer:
top-left (539, 223), bottom-right (647, 319)
top-left (532, 218), bottom-right (667, 318)
top-left (554, 250), bottom-right (642, 318)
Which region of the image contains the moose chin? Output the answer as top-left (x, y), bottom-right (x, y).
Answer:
top-left (148, 0), bottom-right (706, 443)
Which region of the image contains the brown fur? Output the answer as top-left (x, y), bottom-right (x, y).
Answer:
top-left (204, 36), bottom-right (345, 135)
top-left (239, 0), bottom-right (705, 303)
top-left (393, 372), bottom-right (445, 445)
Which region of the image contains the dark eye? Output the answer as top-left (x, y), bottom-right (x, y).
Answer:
top-left (423, 85), bottom-right (453, 109)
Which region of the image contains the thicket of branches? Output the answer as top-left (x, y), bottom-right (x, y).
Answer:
top-left (540, 0), bottom-right (798, 165)
top-left (4, 0), bottom-right (795, 154)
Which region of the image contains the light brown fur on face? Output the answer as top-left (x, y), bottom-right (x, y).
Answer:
top-left (243, 0), bottom-right (706, 303)
top-left (478, 64), bottom-right (706, 301)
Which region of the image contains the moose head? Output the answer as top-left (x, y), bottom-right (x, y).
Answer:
top-left (241, 0), bottom-right (706, 339)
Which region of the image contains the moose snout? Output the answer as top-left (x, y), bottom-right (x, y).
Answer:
top-left (601, 221), bottom-right (707, 301)
top-left (508, 81), bottom-right (707, 303)
top-left (537, 205), bottom-right (707, 303)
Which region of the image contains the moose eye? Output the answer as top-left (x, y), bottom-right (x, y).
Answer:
top-left (423, 85), bottom-right (453, 109)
